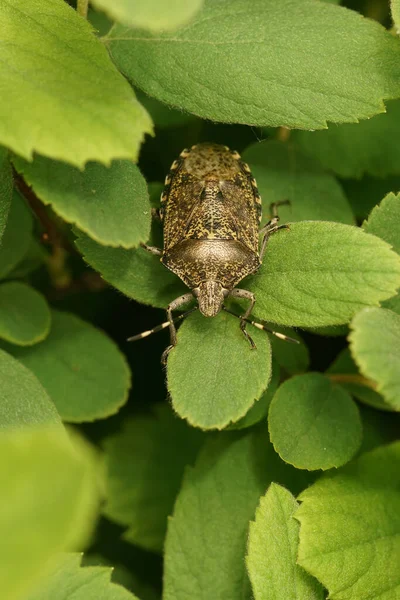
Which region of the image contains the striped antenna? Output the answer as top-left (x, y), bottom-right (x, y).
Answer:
top-left (127, 307), bottom-right (198, 342)
top-left (222, 306), bottom-right (300, 344)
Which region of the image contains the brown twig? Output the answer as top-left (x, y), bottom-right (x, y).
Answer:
top-left (327, 373), bottom-right (377, 390)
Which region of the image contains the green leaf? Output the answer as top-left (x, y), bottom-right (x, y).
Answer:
top-left (164, 428), bottom-right (312, 600)
top-left (0, 282), bottom-right (51, 345)
top-left (0, 189), bottom-right (33, 280)
top-left (0, 349), bottom-right (61, 430)
top-left (294, 100), bottom-right (400, 179)
top-left (26, 554), bottom-right (139, 600)
top-left (269, 328), bottom-right (309, 375)
top-left (269, 373), bottom-right (362, 470)
top-left (228, 361), bottom-right (280, 430)
top-left (342, 174), bottom-right (400, 220)
top-left (136, 90), bottom-right (196, 129)
top-left (107, 0), bottom-right (400, 129)
top-left (297, 442), bottom-right (400, 600)
top-left (349, 307), bottom-right (400, 410)
top-left (0, 148), bottom-right (12, 242)
top-left (392, 1), bottom-right (400, 32)
top-left (242, 141), bottom-right (354, 225)
top-left (0, 427), bottom-right (100, 600)
top-left (247, 221), bottom-right (400, 327)
top-left (12, 156), bottom-right (151, 249)
top-left (7, 310), bottom-right (131, 422)
top-left (363, 192), bottom-right (400, 254)
top-left (0, 0), bottom-right (152, 168)
top-left (167, 311), bottom-right (272, 429)
top-left (327, 348), bottom-right (394, 411)
top-left (8, 238), bottom-right (47, 279)
top-left (103, 404), bottom-right (204, 552)
top-left (76, 232), bottom-right (186, 309)
top-left (246, 483), bottom-right (323, 600)
top-left (92, 0), bottom-right (203, 31)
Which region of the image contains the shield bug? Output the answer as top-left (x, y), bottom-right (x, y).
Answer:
top-left (128, 143), bottom-right (297, 362)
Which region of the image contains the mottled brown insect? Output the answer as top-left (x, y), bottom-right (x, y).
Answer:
top-left (129, 143), bottom-right (294, 362)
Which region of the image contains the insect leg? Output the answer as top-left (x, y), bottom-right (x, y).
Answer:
top-left (228, 288), bottom-right (256, 349)
top-left (140, 243), bottom-right (163, 256)
top-left (259, 223), bottom-right (289, 261)
top-left (223, 307), bottom-right (300, 344)
top-left (269, 199), bottom-right (290, 218)
top-left (161, 292), bottom-right (195, 364)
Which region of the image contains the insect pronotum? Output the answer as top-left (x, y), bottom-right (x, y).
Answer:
top-left (128, 143), bottom-right (298, 362)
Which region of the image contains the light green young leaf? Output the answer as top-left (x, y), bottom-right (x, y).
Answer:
top-left (269, 373), bottom-right (362, 470)
top-left (247, 484), bottom-right (323, 600)
top-left (0, 349), bottom-right (61, 430)
top-left (107, 0), bottom-right (400, 129)
top-left (12, 156), bottom-right (151, 249)
top-left (8, 310), bottom-right (131, 422)
top-left (0, 0), bottom-right (152, 168)
top-left (164, 429), bottom-right (312, 600)
top-left (26, 554), bottom-right (139, 600)
top-left (92, 0), bottom-right (203, 31)
top-left (0, 148), bottom-right (12, 242)
top-left (0, 427), bottom-right (100, 600)
top-left (0, 282), bottom-right (51, 345)
top-left (294, 100), bottom-right (400, 179)
top-left (242, 141), bottom-right (354, 225)
top-left (392, 0), bottom-right (400, 32)
top-left (103, 404), bottom-right (204, 552)
top-left (167, 311), bottom-right (272, 429)
top-left (76, 232), bottom-right (186, 309)
top-left (247, 221), bottom-right (400, 327)
top-left (228, 361), bottom-right (280, 430)
top-left (363, 192), bottom-right (400, 253)
top-left (0, 190), bottom-right (33, 280)
top-left (349, 307), bottom-right (400, 410)
top-left (327, 348), bottom-right (393, 411)
top-left (297, 442), bottom-right (400, 600)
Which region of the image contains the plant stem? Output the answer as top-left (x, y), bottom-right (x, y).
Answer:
top-left (276, 127), bottom-right (291, 142)
top-left (77, 0), bottom-right (89, 19)
top-left (327, 373), bottom-right (377, 390)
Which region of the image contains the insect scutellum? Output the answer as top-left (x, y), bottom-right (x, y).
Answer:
top-left (128, 143), bottom-right (295, 363)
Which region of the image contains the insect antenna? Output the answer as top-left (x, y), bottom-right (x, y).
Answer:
top-left (222, 307), bottom-right (300, 344)
top-left (127, 307), bottom-right (198, 342)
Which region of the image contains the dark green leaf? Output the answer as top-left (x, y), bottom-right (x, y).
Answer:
top-left (242, 141), bottom-right (354, 225)
top-left (0, 282), bottom-right (51, 345)
top-left (269, 373), bottom-right (362, 470)
top-left (0, 148), bottom-right (12, 242)
top-left (107, 0), bottom-right (400, 128)
top-left (0, 0), bottom-right (152, 167)
top-left (0, 190), bottom-right (33, 280)
top-left (297, 442), bottom-right (400, 600)
top-left (76, 232), bottom-right (186, 309)
top-left (13, 156), bottom-right (151, 249)
top-left (103, 404), bottom-right (204, 552)
top-left (167, 311), bottom-right (272, 429)
top-left (8, 310), bottom-right (131, 422)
